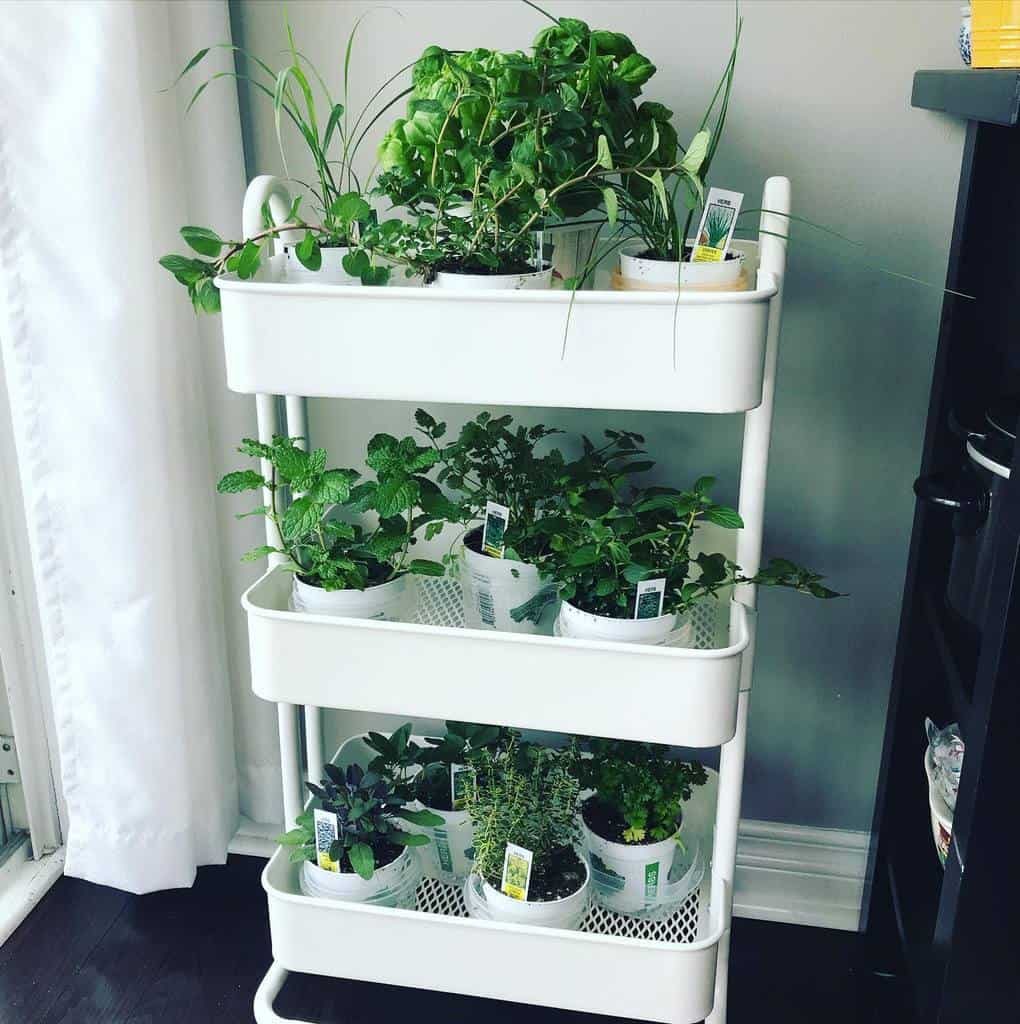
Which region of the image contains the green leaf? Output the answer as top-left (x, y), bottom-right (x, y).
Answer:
top-left (241, 544), bottom-right (281, 562)
top-left (348, 842), bottom-right (375, 880)
top-left (276, 827), bottom-right (309, 846)
top-left (408, 559), bottom-right (445, 577)
top-left (217, 470), bottom-right (266, 493)
top-left (296, 230), bottom-right (321, 271)
top-left (694, 476), bottom-right (715, 495)
top-left (281, 496), bottom-right (321, 539)
top-left (397, 807), bottom-right (445, 827)
top-left (180, 225), bottom-right (223, 258)
top-left (341, 249), bottom-right (370, 278)
top-left (623, 563), bottom-right (650, 583)
top-left (602, 187), bottom-right (618, 226)
top-left (238, 438), bottom-right (273, 459)
top-left (650, 169), bottom-right (669, 217)
top-left (374, 476), bottom-right (419, 518)
top-left (704, 506), bottom-right (743, 529)
top-left (392, 831), bottom-right (431, 847)
top-left (331, 192), bottom-right (372, 226)
top-left (568, 545), bottom-right (598, 567)
top-left (596, 134), bottom-right (613, 170)
top-left (680, 130), bottom-right (710, 177)
top-left (194, 278), bottom-right (221, 314)
top-left (159, 254), bottom-right (209, 286)
top-left (313, 469), bottom-right (356, 504)
top-left (236, 240), bottom-right (261, 280)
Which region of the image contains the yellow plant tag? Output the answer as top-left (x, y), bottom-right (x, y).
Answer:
top-left (481, 501), bottom-right (510, 558)
top-left (501, 842), bottom-right (534, 901)
top-left (691, 187), bottom-right (743, 263)
top-left (313, 809), bottom-right (340, 873)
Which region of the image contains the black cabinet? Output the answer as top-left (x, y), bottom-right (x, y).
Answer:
top-left (863, 70), bottom-right (1020, 1023)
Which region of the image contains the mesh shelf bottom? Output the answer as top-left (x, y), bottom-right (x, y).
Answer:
top-left (413, 876), bottom-right (703, 945)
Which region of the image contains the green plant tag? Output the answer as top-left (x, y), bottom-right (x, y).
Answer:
top-left (501, 842), bottom-right (534, 901)
top-left (313, 809), bottom-right (339, 872)
top-left (451, 764), bottom-right (473, 811)
top-left (635, 578), bottom-right (666, 619)
top-left (692, 187), bottom-right (743, 263)
top-left (644, 861), bottom-right (660, 901)
top-left (481, 501), bottom-right (510, 558)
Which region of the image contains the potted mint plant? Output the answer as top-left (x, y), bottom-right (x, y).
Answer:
top-left (277, 755), bottom-right (442, 907)
top-left (463, 737), bottom-right (589, 929)
top-left (576, 739), bottom-right (707, 914)
top-left (217, 433), bottom-right (444, 620)
top-left (160, 18), bottom-right (398, 306)
top-left (535, 473), bottom-right (840, 645)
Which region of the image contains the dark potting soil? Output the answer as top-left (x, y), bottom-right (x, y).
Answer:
top-left (435, 259), bottom-right (541, 277)
top-left (636, 246), bottom-right (740, 263)
top-left (337, 837), bottom-right (403, 874)
top-left (486, 845), bottom-right (586, 902)
top-left (581, 795), bottom-right (679, 847)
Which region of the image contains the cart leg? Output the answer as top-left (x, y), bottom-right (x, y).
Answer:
top-left (254, 961), bottom-right (317, 1024)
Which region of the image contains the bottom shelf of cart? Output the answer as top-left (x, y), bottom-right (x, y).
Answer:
top-left (262, 847), bottom-right (728, 1024)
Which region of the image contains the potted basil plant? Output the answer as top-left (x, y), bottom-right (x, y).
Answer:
top-left (535, 473), bottom-right (840, 645)
top-left (576, 738), bottom-right (707, 914)
top-left (277, 756), bottom-right (442, 907)
top-left (217, 433), bottom-right (445, 620)
top-left (463, 738), bottom-right (589, 929)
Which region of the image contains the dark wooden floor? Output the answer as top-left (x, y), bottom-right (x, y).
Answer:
top-left (0, 855), bottom-right (903, 1024)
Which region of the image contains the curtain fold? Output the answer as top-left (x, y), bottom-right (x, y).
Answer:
top-left (0, 0), bottom-right (246, 892)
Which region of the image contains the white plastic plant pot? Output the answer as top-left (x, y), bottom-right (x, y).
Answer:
top-left (459, 530), bottom-right (556, 635)
top-left (290, 574), bottom-right (413, 621)
top-left (581, 815), bottom-right (701, 916)
top-left (432, 264), bottom-right (553, 290)
top-left (618, 248), bottom-right (745, 291)
top-left (924, 747), bottom-right (953, 868)
top-left (299, 846), bottom-right (421, 908)
top-left (284, 245), bottom-right (361, 286)
top-left (415, 807), bottom-right (475, 884)
top-left (555, 599), bottom-right (693, 647)
top-left (463, 858), bottom-right (590, 931)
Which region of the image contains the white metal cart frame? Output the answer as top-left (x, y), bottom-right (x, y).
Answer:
top-left (218, 175), bottom-right (790, 1024)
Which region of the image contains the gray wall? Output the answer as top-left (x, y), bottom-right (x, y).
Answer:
top-left (229, 0), bottom-right (965, 831)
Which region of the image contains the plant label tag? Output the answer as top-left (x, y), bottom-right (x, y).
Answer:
top-left (692, 187), bottom-right (743, 263)
top-left (635, 578), bottom-right (666, 620)
top-left (451, 763), bottom-right (473, 811)
top-left (313, 809), bottom-right (340, 872)
top-left (501, 843), bottom-right (534, 901)
top-left (481, 501), bottom-right (510, 558)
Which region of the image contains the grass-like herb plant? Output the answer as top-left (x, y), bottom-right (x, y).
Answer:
top-left (277, 758), bottom-right (442, 879)
top-left (217, 433), bottom-right (445, 591)
top-left (465, 736), bottom-right (584, 900)
top-left (577, 739), bottom-right (707, 844)
top-left (533, 465), bottom-right (841, 618)
top-left (160, 16), bottom-right (406, 309)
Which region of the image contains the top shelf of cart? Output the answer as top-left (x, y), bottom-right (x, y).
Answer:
top-left (215, 178), bottom-right (789, 415)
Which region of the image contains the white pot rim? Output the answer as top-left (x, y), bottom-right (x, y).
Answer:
top-left (293, 573), bottom-right (405, 596)
top-left (559, 598), bottom-right (676, 630)
top-left (581, 803), bottom-right (682, 856)
top-left (477, 854), bottom-right (590, 905)
top-left (302, 844), bottom-right (411, 883)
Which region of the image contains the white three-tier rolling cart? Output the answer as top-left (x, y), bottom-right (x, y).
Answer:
top-left (217, 174), bottom-right (791, 1024)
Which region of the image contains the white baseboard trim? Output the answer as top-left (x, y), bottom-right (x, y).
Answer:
top-left (231, 816), bottom-right (868, 933)
top-left (0, 840), bottom-right (65, 946)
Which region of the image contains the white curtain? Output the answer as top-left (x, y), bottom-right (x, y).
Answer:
top-left (0, 1), bottom-right (246, 892)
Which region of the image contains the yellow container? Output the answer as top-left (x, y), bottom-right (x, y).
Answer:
top-left (971, 0), bottom-right (1020, 67)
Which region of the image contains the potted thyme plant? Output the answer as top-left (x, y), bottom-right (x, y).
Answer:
top-left (463, 737), bottom-right (589, 929)
top-left (576, 739), bottom-right (707, 914)
top-left (277, 754), bottom-right (442, 907)
top-left (217, 433), bottom-right (445, 620)
top-left (534, 471), bottom-right (840, 645)
top-left (160, 17), bottom-right (401, 307)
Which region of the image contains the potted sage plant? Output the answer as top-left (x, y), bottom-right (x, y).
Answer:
top-left (277, 754), bottom-right (442, 907)
top-left (217, 433), bottom-right (445, 620)
top-left (534, 471), bottom-right (840, 645)
top-left (576, 738), bottom-right (707, 914)
top-left (463, 737), bottom-right (589, 929)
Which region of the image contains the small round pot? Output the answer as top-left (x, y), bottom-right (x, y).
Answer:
top-left (581, 812), bottom-right (683, 914)
top-left (617, 248), bottom-right (745, 290)
top-left (463, 858), bottom-right (590, 930)
top-left (555, 599), bottom-right (692, 647)
top-left (290, 574), bottom-right (412, 621)
top-left (299, 847), bottom-right (418, 906)
top-left (460, 528), bottom-right (553, 634)
top-left (284, 245), bottom-right (361, 286)
top-left (432, 264), bottom-right (552, 290)
top-left (416, 806), bottom-right (475, 884)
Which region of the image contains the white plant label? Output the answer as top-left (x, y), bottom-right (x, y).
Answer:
top-left (313, 809), bottom-right (340, 872)
top-left (634, 578), bottom-right (666, 620)
top-left (501, 842), bottom-right (534, 901)
top-left (450, 763), bottom-right (473, 811)
top-left (481, 501), bottom-right (510, 558)
top-left (692, 187), bottom-right (743, 263)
